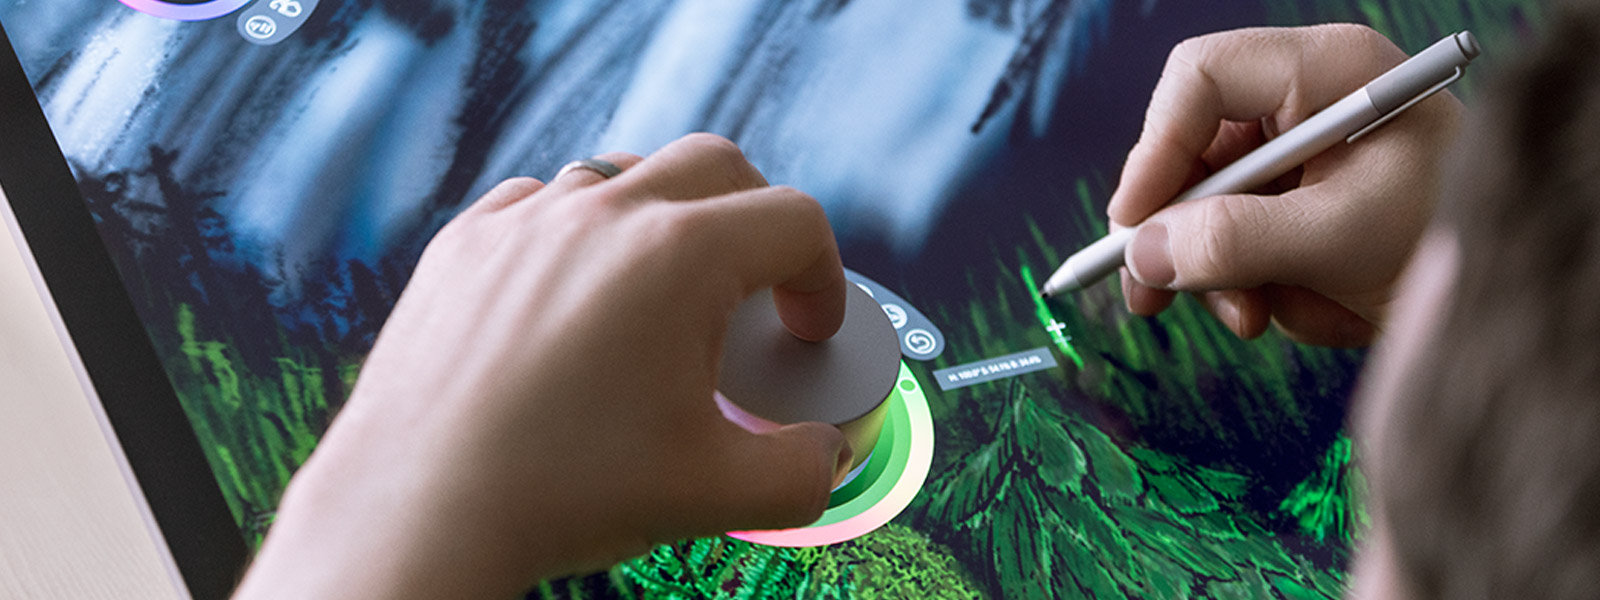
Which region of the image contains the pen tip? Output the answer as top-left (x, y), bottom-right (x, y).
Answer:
top-left (1038, 291), bottom-right (1052, 300)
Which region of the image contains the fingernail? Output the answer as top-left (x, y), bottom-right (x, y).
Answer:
top-left (833, 444), bottom-right (855, 485)
top-left (1128, 223), bottom-right (1175, 288)
top-left (1119, 267), bottom-right (1134, 307)
top-left (1217, 298), bottom-right (1244, 337)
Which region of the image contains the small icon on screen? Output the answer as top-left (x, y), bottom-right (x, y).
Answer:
top-left (242, 15), bottom-right (277, 39)
top-left (235, 0), bottom-right (320, 45)
top-left (904, 329), bottom-right (937, 357)
top-left (881, 304), bottom-right (908, 329)
top-left (268, 0), bottom-right (302, 17)
top-left (843, 268), bottom-right (945, 361)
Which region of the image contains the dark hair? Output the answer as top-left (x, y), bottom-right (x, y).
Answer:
top-left (1376, 4), bottom-right (1600, 599)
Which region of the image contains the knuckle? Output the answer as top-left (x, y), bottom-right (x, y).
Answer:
top-left (662, 202), bottom-right (709, 236)
top-left (780, 187), bottom-right (838, 251)
top-left (1168, 27), bottom-right (1258, 73)
top-left (430, 213), bottom-right (477, 245)
top-left (771, 184), bottom-right (811, 201)
top-left (679, 133), bottom-right (766, 192)
top-left (466, 176), bottom-right (544, 213)
top-left (1317, 22), bottom-right (1383, 47)
top-left (607, 152), bottom-right (644, 165)
top-left (775, 185), bottom-right (825, 219)
top-left (495, 176), bottom-right (544, 196)
top-left (1312, 23), bottom-right (1404, 73)
top-left (636, 204), bottom-right (710, 259)
top-left (1166, 35), bottom-right (1208, 74)
top-left (581, 186), bottom-right (632, 211)
top-left (681, 132), bottom-right (743, 158)
top-left (419, 218), bottom-right (481, 265)
top-left (537, 191), bottom-right (627, 244)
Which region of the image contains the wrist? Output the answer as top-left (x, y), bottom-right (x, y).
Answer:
top-left (234, 426), bottom-right (546, 599)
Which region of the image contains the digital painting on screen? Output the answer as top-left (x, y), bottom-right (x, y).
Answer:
top-left (0, 0), bottom-right (1541, 597)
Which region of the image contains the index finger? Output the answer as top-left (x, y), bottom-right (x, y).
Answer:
top-left (678, 185), bottom-right (848, 342)
top-left (1108, 24), bottom-right (1407, 227)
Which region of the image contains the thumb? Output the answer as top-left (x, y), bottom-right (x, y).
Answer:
top-left (1125, 191), bottom-right (1321, 291)
top-left (706, 421), bottom-right (849, 533)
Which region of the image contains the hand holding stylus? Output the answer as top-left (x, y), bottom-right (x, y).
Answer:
top-left (233, 134), bottom-right (854, 600)
top-left (1091, 25), bottom-right (1464, 346)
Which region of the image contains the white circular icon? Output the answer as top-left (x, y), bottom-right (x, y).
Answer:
top-left (269, 0), bottom-right (304, 17)
top-left (881, 303), bottom-right (908, 329)
top-left (244, 15), bottom-right (278, 39)
top-left (903, 328), bottom-right (937, 357)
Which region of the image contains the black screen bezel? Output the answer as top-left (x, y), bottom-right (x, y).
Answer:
top-left (0, 22), bottom-right (249, 600)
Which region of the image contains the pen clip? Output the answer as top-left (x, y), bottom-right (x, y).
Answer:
top-left (1347, 66), bottom-right (1465, 143)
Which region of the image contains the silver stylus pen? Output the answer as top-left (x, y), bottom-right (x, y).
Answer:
top-left (1040, 30), bottom-right (1480, 299)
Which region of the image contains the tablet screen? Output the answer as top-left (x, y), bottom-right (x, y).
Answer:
top-left (0, 1), bottom-right (1530, 597)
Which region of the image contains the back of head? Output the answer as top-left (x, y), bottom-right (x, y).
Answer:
top-left (1376, 3), bottom-right (1600, 599)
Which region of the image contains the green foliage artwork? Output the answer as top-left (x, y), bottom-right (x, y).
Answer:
top-left (1279, 435), bottom-right (1367, 545)
top-left (606, 525), bottom-right (986, 599)
top-left (921, 382), bottom-right (1345, 599)
top-left (30, 0), bottom-right (1542, 597)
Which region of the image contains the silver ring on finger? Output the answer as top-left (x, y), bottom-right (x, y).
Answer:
top-left (555, 157), bottom-right (624, 180)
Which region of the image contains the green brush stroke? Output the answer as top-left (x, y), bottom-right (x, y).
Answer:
top-left (1019, 264), bottom-right (1086, 370)
top-left (1279, 434), bottom-right (1369, 544)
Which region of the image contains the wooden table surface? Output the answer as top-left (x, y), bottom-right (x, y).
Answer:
top-left (1, 193), bottom-right (183, 599)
